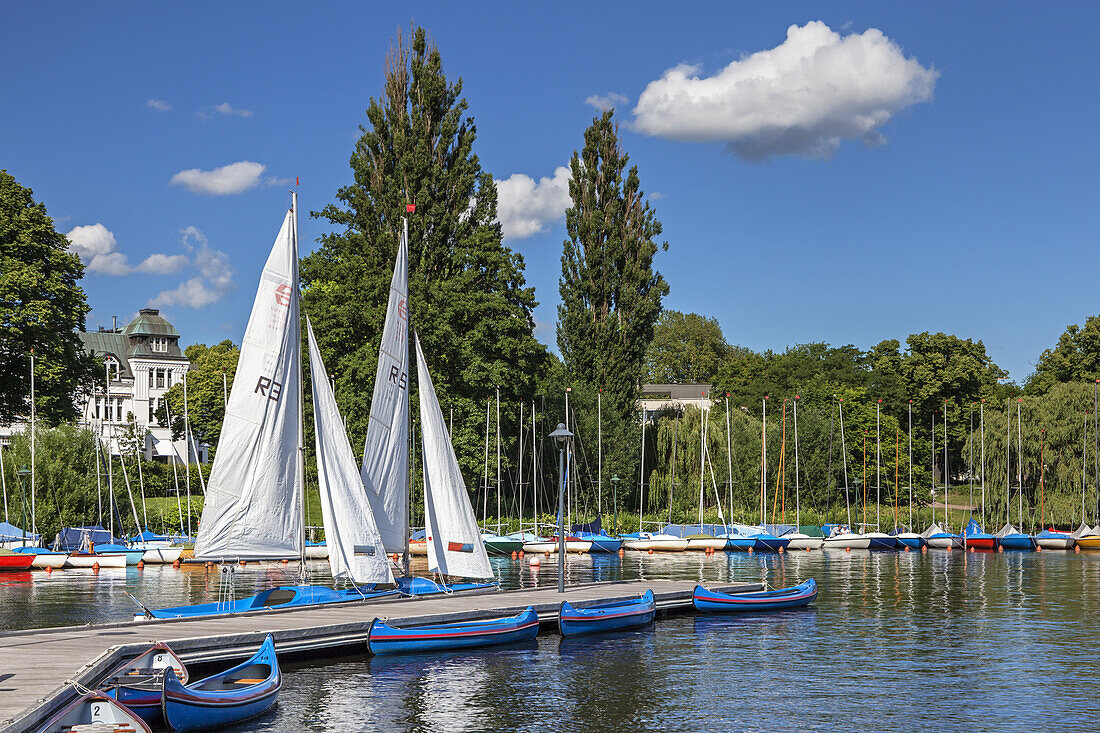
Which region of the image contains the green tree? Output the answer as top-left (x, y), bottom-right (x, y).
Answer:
top-left (1027, 314), bottom-right (1100, 394)
top-left (557, 109), bottom-right (669, 494)
top-left (301, 27), bottom-right (545, 487)
top-left (644, 311), bottom-right (728, 384)
top-left (0, 170), bottom-right (95, 424)
top-left (158, 340), bottom-right (240, 450)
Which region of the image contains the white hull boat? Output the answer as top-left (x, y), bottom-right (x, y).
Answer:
top-left (304, 544), bottom-right (329, 559)
top-left (784, 533), bottom-right (824, 550)
top-left (141, 548), bottom-right (184, 564)
top-left (685, 537), bottom-right (728, 551)
top-left (28, 552), bottom-right (69, 569)
top-left (822, 532), bottom-right (871, 550)
top-left (64, 553), bottom-right (127, 568)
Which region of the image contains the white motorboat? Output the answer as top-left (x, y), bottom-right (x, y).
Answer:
top-left (141, 547), bottom-right (184, 564)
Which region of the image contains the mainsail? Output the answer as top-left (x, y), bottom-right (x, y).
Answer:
top-left (193, 208), bottom-right (302, 560)
top-left (416, 335), bottom-right (493, 578)
top-left (360, 225), bottom-right (410, 554)
top-left (307, 319), bottom-right (394, 584)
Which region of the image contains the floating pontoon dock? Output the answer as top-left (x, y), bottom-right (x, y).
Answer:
top-left (0, 579), bottom-right (760, 732)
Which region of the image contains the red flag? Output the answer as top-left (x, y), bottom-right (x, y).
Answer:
top-left (406, 204), bottom-right (416, 213)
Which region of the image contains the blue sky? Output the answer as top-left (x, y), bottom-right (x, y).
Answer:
top-left (4, 2), bottom-right (1098, 383)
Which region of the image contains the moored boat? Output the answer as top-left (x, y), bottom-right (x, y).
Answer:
top-left (1034, 528), bottom-right (1075, 550)
top-left (162, 634), bottom-right (280, 733)
top-left (693, 579), bottom-right (818, 613)
top-left (481, 533), bottom-right (524, 555)
top-left (35, 690), bottom-right (151, 733)
top-left (1074, 524), bottom-right (1100, 550)
top-left (996, 524), bottom-right (1035, 551)
top-left (303, 540), bottom-right (329, 559)
top-left (752, 532), bottom-right (790, 552)
top-left (64, 551), bottom-right (127, 569)
top-left (142, 585), bottom-right (397, 620)
top-left (367, 606), bottom-right (540, 654)
top-left (961, 519), bottom-right (997, 551)
top-left (103, 642), bottom-right (189, 725)
top-left (577, 532), bottom-right (622, 553)
top-left (11, 547), bottom-right (68, 569)
top-left (865, 531), bottom-right (899, 550)
top-left (822, 525), bottom-right (871, 550)
top-left (140, 547), bottom-right (183, 564)
top-left (922, 522), bottom-right (957, 549)
top-left (0, 549), bottom-right (35, 572)
top-left (559, 590), bottom-right (655, 636)
top-left (620, 532), bottom-right (689, 552)
top-left (93, 544), bottom-right (146, 565)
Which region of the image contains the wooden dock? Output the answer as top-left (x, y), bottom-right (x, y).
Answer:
top-left (0, 579), bottom-right (758, 733)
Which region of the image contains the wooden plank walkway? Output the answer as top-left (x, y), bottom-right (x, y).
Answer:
top-left (0, 579), bottom-right (759, 733)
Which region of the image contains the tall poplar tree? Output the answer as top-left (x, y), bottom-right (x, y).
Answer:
top-left (301, 27), bottom-right (545, 483)
top-left (557, 111), bottom-right (668, 498)
top-left (0, 170), bottom-right (94, 424)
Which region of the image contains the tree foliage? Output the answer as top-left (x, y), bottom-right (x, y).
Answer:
top-left (1027, 314), bottom-right (1100, 394)
top-left (300, 26), bottom-right (545, 485)
top-left (644, 310), bottom-right (728, 384)
top-left (158, 340), bottom-right (240, 450)
top-left (557, 110), bottom-right (668, 486)
top-left (0, 170), bottom-right (95, 424)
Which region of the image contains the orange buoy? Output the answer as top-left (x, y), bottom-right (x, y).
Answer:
top-left (747, 547), bottom-right (753, 554)
top-left (903, 546), bottom-right (909, 552)
top-left (648, 549), bottom-right (654, 555)
top-left (92, 562), bottom-right (100, 572)
top-left (806, 547), bottom-right (812, 552)
top-left (545, 551), bottom-right (551, 557)
top-left (1075, 545), bottom-right (1082, 553)
top-left (45, 565), bottom-right (53, 573)
top-left (998, 546), bottom-right (1004, 553)
top-left (172, 560), bottom-right (181, 568)
top-left (510, 551), bottom-right (518, 559)
top-left (137, 561), bottom-right (144, 570)
top-left (778, 546), bottom-right (785, 554)
top-left (618, 549), bottom-right (625, 557)
top-left (969, 547), bottom-right (975, 553)
top-left (845, 546), bottom-right (851, 552)
top-left (239, 559), bottom-right (247, 566)
top-left (1036, 545), bottom-right (1042, 552)
top-left (921, 546), bottom-right (927, 553)
top-left (281, 558), bottom-right (289, 564)
top-left (518, 550), bottom-right (524, 557)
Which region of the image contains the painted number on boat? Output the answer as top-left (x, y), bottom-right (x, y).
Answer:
top-left (91, 703), bottom-right (104, 721)
top-left (254, 376), bottom-right (283, 402)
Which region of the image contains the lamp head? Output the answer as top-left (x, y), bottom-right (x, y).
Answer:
top-left (549, 423), bottom-right (573, 447)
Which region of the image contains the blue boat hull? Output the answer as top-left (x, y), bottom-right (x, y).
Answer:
top-left (578, 534), bottom-right (622, 553)
top-left (148, 584), bottom-right (398, 619)
top-left (752, 535), bottom-right (790, 552)
top-left (896, 536), bottom-right (926, 549)
top-left (368, 607), bottom-right (540, 655)
top-left (396, 576), bottom-right (497, 596)
top-left (693, 579), bottom-right (818, 613)
top-left (867, 536), bottom-right (899, 550)
top-left (1000, 534), bottom-right (1035, 550)
top-left (558, 590), bottom-right (655, 637)
top-left (162, 635), bottom-right (280, 733)
top-left (104, 686), bottom-right (161, 725)
top-left (725, 537), bottom-right (757, 552)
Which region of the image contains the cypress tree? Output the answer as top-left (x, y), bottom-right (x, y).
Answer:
top-left (557, 111), bottom-right (669, 500)
top-left (301, 27), bottom-right (545, 482)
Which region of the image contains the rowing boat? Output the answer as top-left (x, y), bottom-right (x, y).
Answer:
top-left (559, 590), bottom-right (655, 636)
top-left (162, 634), bottom-right (280, 733)
top-left (1034, 528), bottom-right (1075, 550)
top-left (104, 642), bottom-right (189, 725)
top-left (368, 606), bottom-right (540, 654)
top-left (36, 690), bottom-right (151, 733)
top-left (692, 579), bottom-right (818, 613)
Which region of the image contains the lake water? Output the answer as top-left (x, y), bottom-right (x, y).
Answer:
top-left (4, 549), bottom-right (1099, 730)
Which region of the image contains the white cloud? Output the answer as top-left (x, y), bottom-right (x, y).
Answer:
top-left (136, 253), bottom-right (189, 274)
top-left (496, 166), bottom-right (572, 240)
top-left (585, 92), bottom-right (629, 111)
top-left (198, 102), bottom-right (254, 119)
top-left (169, 161), bottom-right (266, 195)
top-left (631, 21), bottom-right (938, 161)
top-left (150, 227), bottom-right (236, 309)
top-left (146, 99), bottom-right (171, 111)
top-left (67, 223), bottom-right (192, 276)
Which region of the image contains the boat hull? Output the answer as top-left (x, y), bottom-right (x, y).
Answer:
top-left (685, 536), bottom-right (729, 551)
top-left (962, 536), bottom-right (998, 550)
top-left (1035, 532), bottom-right (1075, 550)
top-left (12, 548), bottom-right (68, 568)
top-left (925, 534), bottom-right (957, 549)
top-left (162, 635), bottom-right (280, 733)
top-left (753, 535), bottom-right (790, 553)
top-left (37, 691), bottom-right (152, 733)
top-left (368, 606), bottom-right (540, 654)
top-left (145, 584), bottom-right (398, 620)
top-left (583, 536), bottom-right (623, 553)
top-left (483, 537), bottom-right (525, 555)
top-left (304, 543), bottom-right (329, 559)
top-left (64, 552), bottom-right (128, 568)
top-left (784, 534), bottom-right (824, 550)
top-left (1075, 536), bottom-right (1100, 551)
top-left (693, 579), bottom-right (818, 613)
top-left (999, 534), bottom-right (1035, 550)
top-left (823, 533), bottom-right (871, 550)
top-left (866, 533), bottom-right (899, 550)
top-left (894, 533), bottom-right (926, 550)
top-left (0, 554), bottom-right (35, 572)
top-left (558, 590), bottom-right (655, 636)
top-left (724, 537), bottom-right (758, 552)
top-left (142, 548), bottom-right (183, 564)
top-left (409, 539), bottom-right (428, 556)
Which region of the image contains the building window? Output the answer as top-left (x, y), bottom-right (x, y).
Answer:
top-left (148, 369), bottom-right (154, 388)
top-left (166, 370), bottom-right (172, 388)
top-left (156, 369), bottom-right (165, 389)
top-left (104, 356), bottom-right (120, 382)
top-left (149, 398), bottom-right (157, 425)
top-left (151, 337), bottom-right (168, 353)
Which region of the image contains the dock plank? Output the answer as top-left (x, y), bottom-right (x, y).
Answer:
top-left (0, 579), bottom-right (758, 732)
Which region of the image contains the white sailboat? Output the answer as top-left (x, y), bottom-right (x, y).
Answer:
top-left (785, 396), bottom-right (824, 550)
top-left (823, 399), bottom-right (871, 550)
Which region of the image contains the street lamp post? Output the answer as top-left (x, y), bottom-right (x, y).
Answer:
top-left (550, 422), bottom-right (573, 593)
top-left (610, 474), bottom-right (621, 536)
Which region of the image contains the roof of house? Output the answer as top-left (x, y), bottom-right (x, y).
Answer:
top-left (80, 309), bottom-right (187, 380)
top-left (122, 308), bottom-right (180, 338)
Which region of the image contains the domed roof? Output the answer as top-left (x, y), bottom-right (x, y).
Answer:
top-left (122, 308), bottom-right (180, 338)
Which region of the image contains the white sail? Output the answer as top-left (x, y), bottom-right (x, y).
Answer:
top-left (307, 319), bottom-right (394, 584)
top-left (361, 226), bottom-right (410, 554)
top-left (416, 335), bottom-right (493, 579)
top-left (193, 209), bottom-right (302, 560)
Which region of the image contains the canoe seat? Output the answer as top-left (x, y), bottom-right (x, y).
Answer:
top-left (230, 678), bottom-right (266, 684)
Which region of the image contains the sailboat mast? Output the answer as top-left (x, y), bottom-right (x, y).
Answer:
top-left (638, 406), bottom-right (645, 531)
top-left (482, 399), bottom-right (489, 527)
top-left (1005, 398), bottom-right (1011, 526)
top-left (725, 395), bottom-right (733, 525)
top-left (1016, 399), bottom-right (1023, 529)
top-left (597, 390), bottom-right (602, 517)
top-left (517, 402), bottom-right (524, 537)
top-left (401, 216), bottom-right (411, 574)
top-left (496, 387), bottom-right (501, 533)
top-left (908, 401), bottom-right (913, 528)
top-left (876, 399), bottom-right (881, 531)
top-left (29, 352), bottom-right (36, 539)
top-left (839, 399), bottom-right (850, 528)
top-left (943, 401), bottom-right (948, 530)
top-left (793, 395), bottom-right (800, 529)
top-left (698, 394), bottom-right (706, 527)
top-left (292, 191), bottom-right (307, 571)
top-left (980, 400), bottom-right (985, 529)
top-left (761, 396), bottom-right (767, 526)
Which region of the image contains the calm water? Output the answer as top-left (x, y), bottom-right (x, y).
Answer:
top-left (4, 550), bottom-right (1100, 730)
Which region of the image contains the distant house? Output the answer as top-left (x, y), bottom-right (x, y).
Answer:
top-left (638, 383), bottom-right (713, 421)
top-left (79, 309), bottom-right (206, 463)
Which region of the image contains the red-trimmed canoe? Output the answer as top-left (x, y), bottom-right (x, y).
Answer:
top-left (692, 579), bottom-right (818, 613)
top-left (367, 607), bottom-right (540, 655)
top-left (558, 590), bottom-right (655, 637)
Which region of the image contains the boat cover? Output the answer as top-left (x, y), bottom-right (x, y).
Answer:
top-left (571, 517), bottom-right (603, 535)
top-left (0, 521), bottom-right (39, 542)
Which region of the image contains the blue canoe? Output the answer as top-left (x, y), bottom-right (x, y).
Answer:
top-left (162, 634), bottom-right (280, 733)
top-left (559, 590), bottom-right (655, 637)
top-left (368, 606), bottom-right (540, 655)
top-left (693, 579), bottom-right (818, 613)
top-left (36, 691), bottom-right (152, 733)
top-left (104, 642), bottom-right (189, 725)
